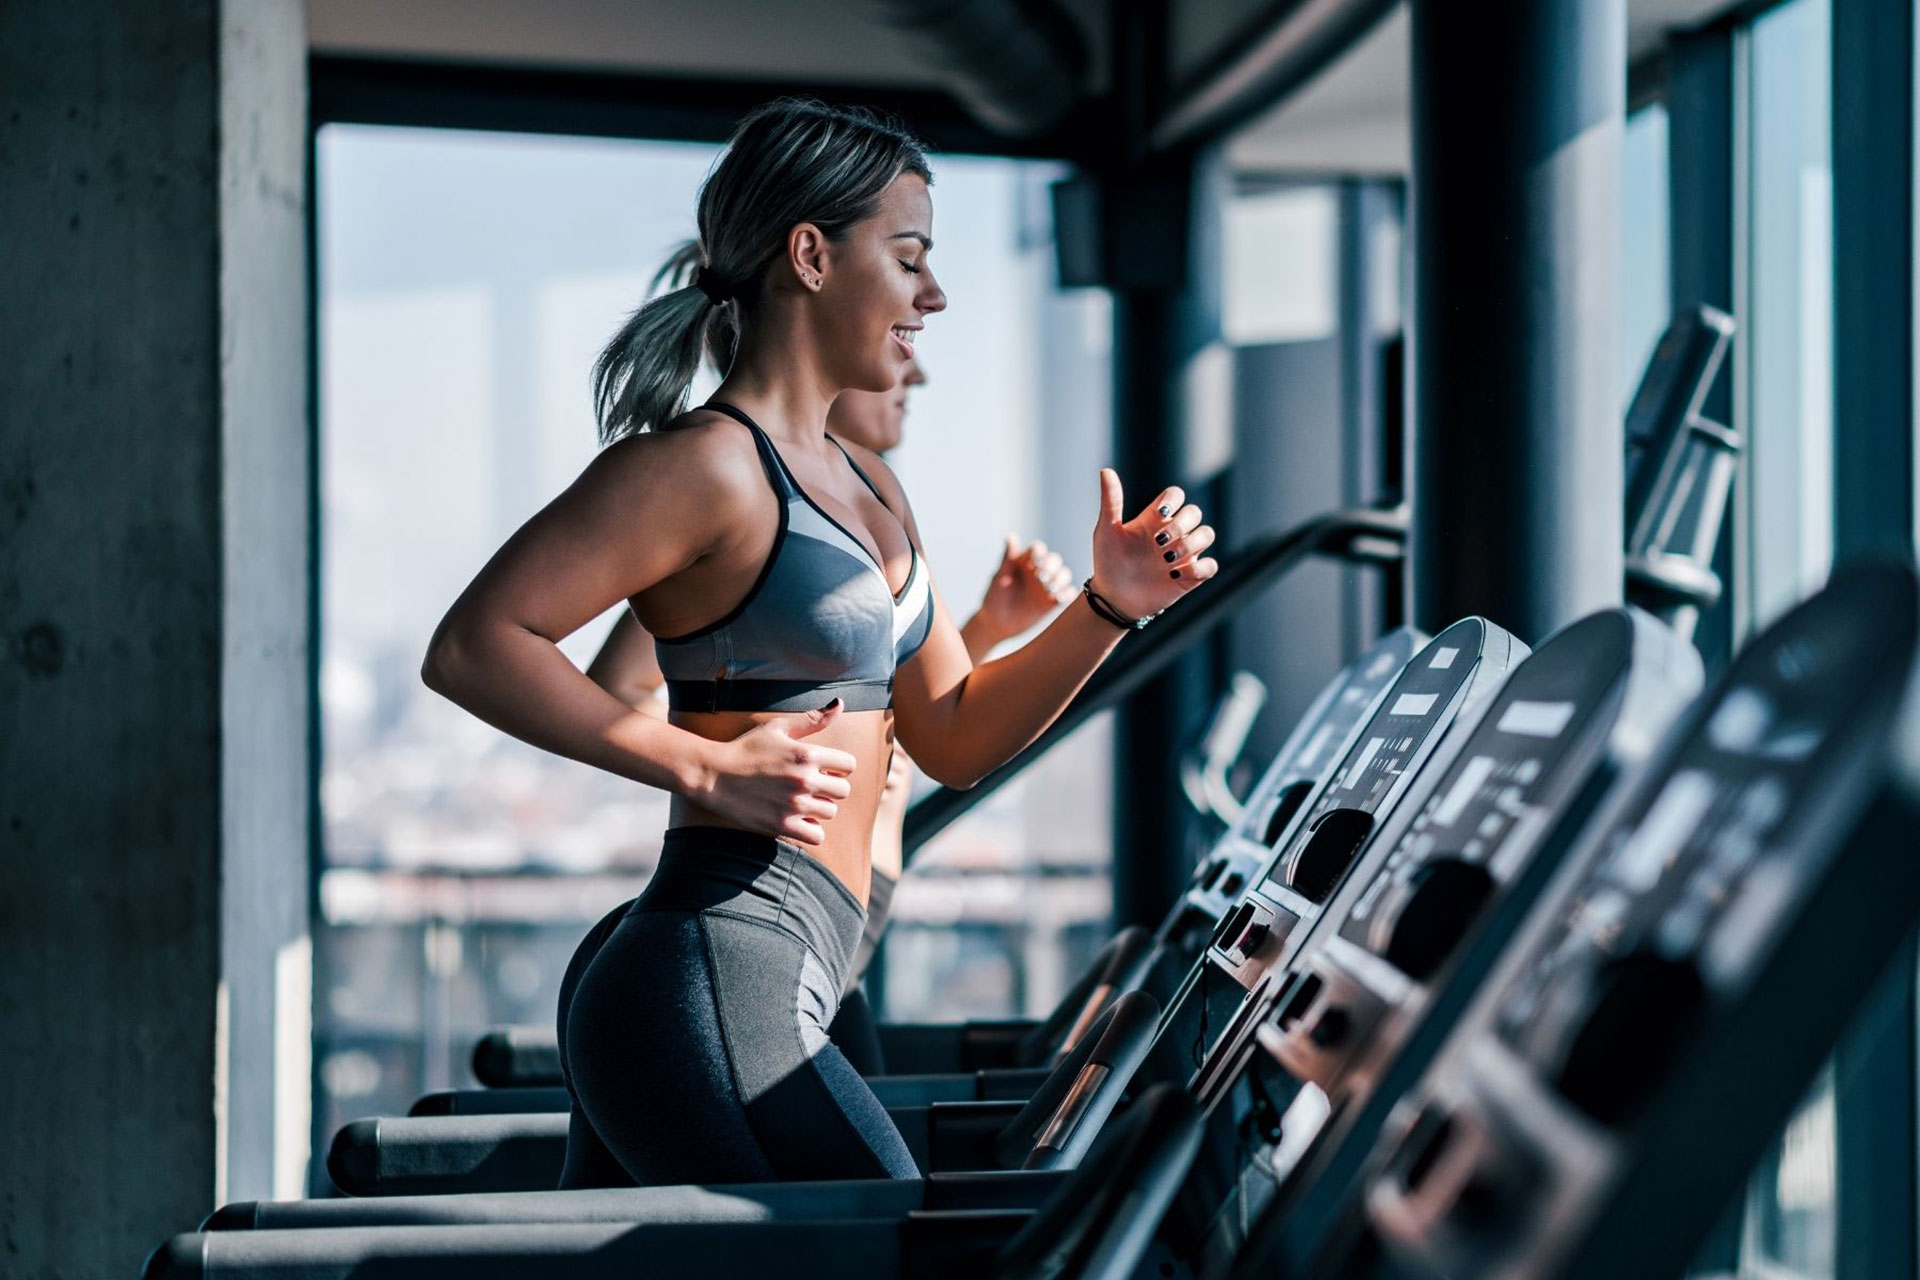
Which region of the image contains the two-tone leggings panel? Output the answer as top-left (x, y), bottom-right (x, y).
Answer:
top-left (562, 829), bottom-right (918, 1186)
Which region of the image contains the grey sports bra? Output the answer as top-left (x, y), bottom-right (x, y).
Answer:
top-left (655, 402), bottom-right (935, 713)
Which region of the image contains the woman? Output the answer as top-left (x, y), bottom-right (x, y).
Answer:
top-left (584, 356), bottom-right (1076, 1011)
top-left (422, 98), bottom-right (1217, 1186)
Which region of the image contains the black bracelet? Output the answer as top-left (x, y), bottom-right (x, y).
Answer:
top-left (1082, 578), bottom-right (1152, 631)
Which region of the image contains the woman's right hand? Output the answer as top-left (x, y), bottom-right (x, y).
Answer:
top-left (1087, 468), bottom-right (1217, 621)
top-left (700, 699), bottom-right (857, 846)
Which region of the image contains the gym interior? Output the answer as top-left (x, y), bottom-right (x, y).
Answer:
top-left (5, 0), bottom-right (1918, 1276)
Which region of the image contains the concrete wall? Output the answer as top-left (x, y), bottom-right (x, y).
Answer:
top-left (0, 1), bottom-right (309, 1273)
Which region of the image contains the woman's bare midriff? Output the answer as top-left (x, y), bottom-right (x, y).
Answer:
top-left (668, 705), bottom-right (895, 906)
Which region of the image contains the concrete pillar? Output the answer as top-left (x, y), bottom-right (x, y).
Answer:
top-left (1406, 0), bottom-right (1625, 641)
top-left (0, 2), bottom-right (310, 1273)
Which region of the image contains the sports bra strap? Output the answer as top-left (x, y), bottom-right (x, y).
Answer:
top-left (666, 676), bottom-right (894, 714)
top-left (702, 401), bottom-right (793, 497)
top-left (826, 435), bottom-right (897, 517)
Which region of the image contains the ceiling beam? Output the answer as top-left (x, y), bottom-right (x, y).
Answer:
top-left (1148, 0), bottom-right (1399, 155)
top-left (309, 53), bottom-right (1091, 159)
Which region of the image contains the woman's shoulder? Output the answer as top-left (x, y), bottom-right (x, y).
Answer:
top-left (594, 408), bottom-right (768, 501)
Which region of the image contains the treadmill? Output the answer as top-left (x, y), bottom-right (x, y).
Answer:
top-left (146, 599), bottom-right (1704, 1278)
top-left (1064, 563), bottom-right (1920, 1280)
top-left (318, 618), bottom-right (1518, 1199)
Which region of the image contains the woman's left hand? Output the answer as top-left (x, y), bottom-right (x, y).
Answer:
top-left (1086, 468), bottom-right (1217, 622)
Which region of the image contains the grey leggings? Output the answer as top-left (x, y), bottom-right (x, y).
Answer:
top-left (560, 829), bottom-right (917, 1186)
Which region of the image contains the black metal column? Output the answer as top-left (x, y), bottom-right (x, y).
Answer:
top-left (1831, 1), bottom-right (1917, 1278)
top-left (1666, 26), bottom-right (1736, 674)
top-left (1338, 179), bottom-right (1403, 646)
top-left (1107, 150), bottom-right (1227, 929)
top-left (1406, 0), bottom-right (1625, 641)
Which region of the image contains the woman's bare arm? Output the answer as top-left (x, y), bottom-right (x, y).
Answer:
top-left (845, 445), bottom-right (1216, 789)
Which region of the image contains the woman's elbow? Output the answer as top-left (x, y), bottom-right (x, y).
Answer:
top-left (915, 753), bottom-right (985, 791)
top-left (421, 616), bottom-right (478, 701)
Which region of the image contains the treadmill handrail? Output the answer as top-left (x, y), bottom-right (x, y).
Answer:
top-left (903, 503), bottom-right (1410, 859)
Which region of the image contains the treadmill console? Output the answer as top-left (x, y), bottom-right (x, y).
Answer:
top-left (1171, 629), bottom-right (1423, 949)
top-left (1190, 619), bottom-right (1524, 1072)
top-left (1213, 610), bottom-right (1701, 1277)
top-left (1363, 565), bottom-right (1920, 1280)
top-left (1269, 611), bottom-right (1699, 1101)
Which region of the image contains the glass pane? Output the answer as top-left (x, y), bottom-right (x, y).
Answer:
top-left (1733, 1), bottom-right (1838, 1273)
top-left (876, 157), bottom-right (1117, 1022)
top-left (1744, 0), bottom-right (1835, 634)
top-left (315, 128), bottom-right (723, 1167)
top-left (1741, 1068), bottom-right (1839, 1278)
top-left (1624, 103), bottom-right (1672, 401)
top-left (316, 125), bottom-right (1115, 1161)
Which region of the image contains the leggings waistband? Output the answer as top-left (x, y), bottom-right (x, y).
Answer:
top-left (636, 828), bottom-right (867, 991)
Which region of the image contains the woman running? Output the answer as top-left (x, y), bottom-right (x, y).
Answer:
top-left (583, 354), bottom-right (1076, 1025)
top-left (422, 98), bottom-right (1217, 1186)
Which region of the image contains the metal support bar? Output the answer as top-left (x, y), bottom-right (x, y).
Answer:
top-left (308, 55), bottom-right (1089, 159)
top-left (1666, 25), bottom-right (1738, 665)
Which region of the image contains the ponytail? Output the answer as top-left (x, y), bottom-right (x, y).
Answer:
top-left (590, 281), bottom-right (716, 445)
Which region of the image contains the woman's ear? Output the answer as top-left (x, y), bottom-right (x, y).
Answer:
top-left (787, 222), bottom-right (829, 291)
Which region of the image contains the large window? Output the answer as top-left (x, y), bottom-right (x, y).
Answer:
top-left (314, 124), bottom-right (1113, 1168)
top-left (1741, 0), bottom-right (1835, 635)
top-left (1624, 102), bottom-right (1673, 399)
top-left (1733, 1), bottom-right (1838, 1274)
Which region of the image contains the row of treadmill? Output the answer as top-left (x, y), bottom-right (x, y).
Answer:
top-left (144, 307), bottom-right (1920, 1278)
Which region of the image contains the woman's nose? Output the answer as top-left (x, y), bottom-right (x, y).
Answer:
top-left (918, 269), bottom-right (947, 315)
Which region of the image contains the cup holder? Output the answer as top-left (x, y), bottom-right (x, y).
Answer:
top-left (1376, 857), bottom-right (1497, 981)
top-left (1285, 808), bottom-right (1376, 903)
top-left (1263, 781), bottom-right (1315, 847)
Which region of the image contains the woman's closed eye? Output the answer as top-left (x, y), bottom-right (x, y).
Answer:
top-left (899, 260), bottom-right (922, 274)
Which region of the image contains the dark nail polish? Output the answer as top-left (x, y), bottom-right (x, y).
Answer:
top-left (1170, 569), bottom-right (1181, 579)
top-left (1157, 505), bottom-right (1172, 517)
top-left (1163, 549), bottom-right (1176, 562)
top-left (1155, 531), bottom-right (1170, 546)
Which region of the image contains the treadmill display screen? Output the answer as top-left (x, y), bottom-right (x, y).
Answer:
top-left (1258, 624), bottom-right (1489, 898)
top-left (1336, 616), bottom-right (1633, 960)
top-left (1241, 636), bottom-right (1418, 844)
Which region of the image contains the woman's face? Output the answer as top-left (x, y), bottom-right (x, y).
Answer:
top-left (828, 358), bottom-right (924, 454)
top-left (814, 174), bottom-right (945, 395)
